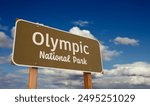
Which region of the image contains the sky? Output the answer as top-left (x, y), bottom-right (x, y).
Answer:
top-left (0, 0), bottom-right (150, 89)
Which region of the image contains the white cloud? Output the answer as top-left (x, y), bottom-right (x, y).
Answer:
top-left (0, 61), bottom-right (150, 88)
top-left (0, 54), bottom-right (12, 64)
top-left (33, 61), bottom-right (150, 88)
top-left (106, 62), bottom-right (150, 77)
top-left (38, 68), bottom-right (83, 76)
top-left (0, 31), bottom-right (13, 48)
top-left (11, 26), bottom-right (15, 38)
top-left (100, 44), bottom-right (121, 61)
top-left (93, 76), bottom-right (150, 89)
top-left (72, 20), bottom-right (89, 27)
top-left (37, 68), bottom-right (83, 88)
top-left (114, 36), bottom-right (139, 46)
top-left (93, 61), bottom-right (150, 88)
top-left (69, 26), bottom-right (95, 39)
top-left (6, 68), bottom-right (83, 89)
top-left (0, 69), bottom-right (28, 89)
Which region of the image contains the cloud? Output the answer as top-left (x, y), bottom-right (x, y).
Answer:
top-left (0, 31), bottom-right (13, 48)
top-left (21, 68), bottom-right (83, 88)
top-left (0, 68), bottom-right (83, 89)
top-left (0, 69), bottom-right (28, 89)
top-left (69, 27), bottom-right (120, 61)
top-left (114, 36), bottom-right (139, 46)
top-left (72, 20), bottom-right (89, 27)
top-left (0, 54), bottom-right (12, 64)
top-left (37, 68), bottom-right (83, 89)
top-left (32, 61), bottom-right (150, 89)
top-left (11, 26), bottom-right (15, 38)
top-left (93, 61), bottom-right (150, 89)
top-left (69, 26), bottom-right (95, 39)
top-left (100, 44), bottom-right (121, 61)
top-left (93, 76), bottom-right (150, 89)
top-left (0, 61), bottom-right (150, 89)
top-left (106, 62), bottom-right (150, 77)
top-left (0, 24), bottom-right (8, 31)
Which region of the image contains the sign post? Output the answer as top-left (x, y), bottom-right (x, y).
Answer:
top-left (28, 67), bottom-right (38, 89)
top-left (12, 19), bottom-right (103, 89)
top-left (84, 72), bottom-right (92, 89)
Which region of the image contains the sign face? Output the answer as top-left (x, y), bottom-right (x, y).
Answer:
top-left (12, 19), bottom-right (102, 73)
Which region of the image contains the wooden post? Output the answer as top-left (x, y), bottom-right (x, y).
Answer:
top-left (28, 67), bottom-right (38, 89)
top-left (84, 72), bottom-right (92, 89)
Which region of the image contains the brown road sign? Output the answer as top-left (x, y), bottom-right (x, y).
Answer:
top-left (12, 19), bottom-right (103, 73)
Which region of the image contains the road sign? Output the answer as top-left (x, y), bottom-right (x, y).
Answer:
top-left (12, 19), bottom-right (103, 73)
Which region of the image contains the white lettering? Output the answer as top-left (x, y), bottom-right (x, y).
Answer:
top-left (59, 40), bottom-right (71, 51)
top-left (73, 56), bottom-right (87, 65)
top-left (32, 32), bottom-right (90, 55)
top-left (39, 51), bottom-right (70, 63)
top-left (72, 43), bottom-right (79, 55)
top-left (46, 33), bottom-right (50, 47)
top-left (51, 38), bottom-right (59, 51)
top-left (84, 45), bottom-right (89, 54)
top-left (79, 41), bottom-right (83, 53)
top-left (32, 32), bottom-right (44, 45)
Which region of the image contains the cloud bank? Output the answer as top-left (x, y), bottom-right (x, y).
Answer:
top-left (93, 61), bottom-right (150, 89)
top-left (1, 61), bottom-right (150, 89)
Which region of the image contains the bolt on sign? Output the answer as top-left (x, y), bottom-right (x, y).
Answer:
top-left (12, 19), bottom-right (103, 73)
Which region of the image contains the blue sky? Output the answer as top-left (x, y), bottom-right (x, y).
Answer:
top-left (0, 0), bottom-right (150, 89)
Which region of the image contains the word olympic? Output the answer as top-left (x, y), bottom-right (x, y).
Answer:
top-left (32, 32), bottom-right (89, 65)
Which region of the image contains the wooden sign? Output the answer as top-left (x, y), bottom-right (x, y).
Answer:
top-left (12, 19), bottom-right (102, 73)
